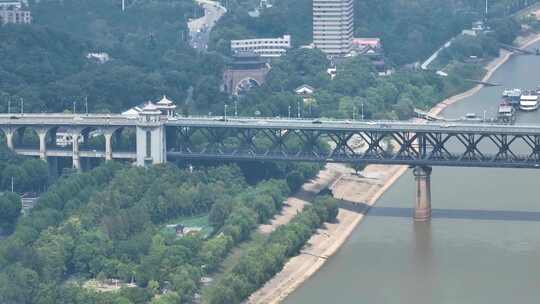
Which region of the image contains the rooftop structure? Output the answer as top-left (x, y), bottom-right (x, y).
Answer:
top-left (295, 84), bottom-right (315, 95)
top-left (231, 35), bottom-right (291, 58)
top-left (0, 0), bottom-right (22, 9)
top-left (122, 95), bottom-right (177, 119)
top-left (86, 52), bottom-right (110, 64)
top-left (260, 0), bottom-right (272, 8)
top-left (350, 37), bottom-right (387, 73)
top-left (295, 84), bottom-right (316, 103)
top-left (0, 0), bottom-right (31, 25)
top-left (313, 0), bottom-right (354, 57)
top-left (462, 20), bottom-right (490, 36)
top-left (351, 38), bottom-right (383, 56)
top-left (156, 95), bottom-right (177, 118)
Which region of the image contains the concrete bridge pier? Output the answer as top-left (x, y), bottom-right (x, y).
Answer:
top-left (104, 131), bottom-right (113, 161)
top-left (2, 128), bottom-right (14, 149)
top-left (136, 126), bottom-right (166, 166)
top-left (71, 131), bottom-right (81, 170)
top-left (36, 127), bottom-right (49, 160)
top-left (413, 166), bottom-right (432, 221)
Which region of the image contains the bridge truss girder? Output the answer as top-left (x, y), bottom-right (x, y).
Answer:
top-left (166, 126), bottom-right (540, 169)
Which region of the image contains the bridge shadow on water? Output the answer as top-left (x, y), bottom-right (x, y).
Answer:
top-left (338, 201), bottom-right (540, 222)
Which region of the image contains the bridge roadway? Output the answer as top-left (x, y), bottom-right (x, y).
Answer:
top-left (3, 113), bottom-right (540, 135)
top-left (168, 116), bottom-right (540, 135)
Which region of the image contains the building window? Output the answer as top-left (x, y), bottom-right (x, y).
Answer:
top-left (146, 131), bottom-right (152, 158)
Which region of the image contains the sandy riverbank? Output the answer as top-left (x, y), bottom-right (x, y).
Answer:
top-left (246, 32), bottom-right (540, 304)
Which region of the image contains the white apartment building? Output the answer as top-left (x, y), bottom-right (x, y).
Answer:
top-left (313, 0), bottom-right (354, 57)
top-left (0, 7), bottom-right (31, 25)
top-left (231, 35), bottom-right (291, 58)
top-left (0, 0), bottom-right (31, 25)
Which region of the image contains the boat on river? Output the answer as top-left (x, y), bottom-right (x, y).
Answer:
top-left (519, 94), bottom-right (539, 111)
top-left (497, 101), bottom-right (516, 123)
top-left (502, 88), bottom-right (522, 105)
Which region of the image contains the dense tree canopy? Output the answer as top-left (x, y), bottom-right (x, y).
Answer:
top-left (1, 0), bottom-right (229, 114)
top-left (0, 192), bottom-right (21, 231)
top-left (0, 160), bottom-right (323, 303)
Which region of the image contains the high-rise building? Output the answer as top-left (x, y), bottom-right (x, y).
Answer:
top-left (313, 0), bottom-right (354, 57)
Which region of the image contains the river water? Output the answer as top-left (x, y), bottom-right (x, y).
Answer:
top-left (284, 44), bottom-right (540, 304)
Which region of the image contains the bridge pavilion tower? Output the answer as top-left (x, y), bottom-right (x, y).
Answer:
top-left (135, 96), bottom-right (177, 166)
top-left (136, 102), bottom-right (167, 166)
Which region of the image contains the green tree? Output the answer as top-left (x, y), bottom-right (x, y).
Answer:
top-left (286, 171), bottom-right (304, 192)
top-left (1, 164), bottom-right (28, 192)
top-left (0, 192), bottom-right (21, 229)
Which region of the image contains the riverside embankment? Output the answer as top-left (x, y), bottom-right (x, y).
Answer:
top-left (247, 31), bottom-right (540, 304)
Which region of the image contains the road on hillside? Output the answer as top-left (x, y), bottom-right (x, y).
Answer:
top-left (187, 0), bottom-right (227, 51)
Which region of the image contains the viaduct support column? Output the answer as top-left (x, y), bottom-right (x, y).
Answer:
top-left (413, 166), bottom-right (432, 221)
top-left (3, 128), bottom-right (14, 150)
top-left (71, 132), bottom-right (81, 170)
top-left (36, 128), bottom-right (49, 160)
top-left (104, 132), bottom-right (113, 161)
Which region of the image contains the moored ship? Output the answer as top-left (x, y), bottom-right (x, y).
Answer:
top-left (519, 94), bottom-right (539, 111)
top-left (502, 88), bottom-right (522, 105)
top-left (498, 101), bottom-right (516, 123)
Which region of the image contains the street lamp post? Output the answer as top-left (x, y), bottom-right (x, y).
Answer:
top-left (288, 105), bottom-right (291, 119)
top-left (352, 105), bottom-right (356, 120)
top-left (361, 102), bottom-right (365, 120)
top-left (20, 98), bottom-right (23, 115)
top-left (234, 100), bottom-right (238, 117)
top-left (297, 101), bottom-right (301, 118)
top-left (224, 104), bottom-right (228, 120)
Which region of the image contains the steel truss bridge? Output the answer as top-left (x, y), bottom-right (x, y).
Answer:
top-left (167, 118), bottom-right (540, 169)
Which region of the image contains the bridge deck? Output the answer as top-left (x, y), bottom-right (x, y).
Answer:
top-left (1, 113), bottom-right (540, 135)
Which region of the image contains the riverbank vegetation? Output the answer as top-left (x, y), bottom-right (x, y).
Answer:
top-left (0, 160), bottom-right (325, 303)
top-left (204, 196), bottom-right (339, 304)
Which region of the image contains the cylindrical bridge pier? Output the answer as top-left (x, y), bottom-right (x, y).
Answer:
top-left (413, 166), bottom-right (432, 221)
